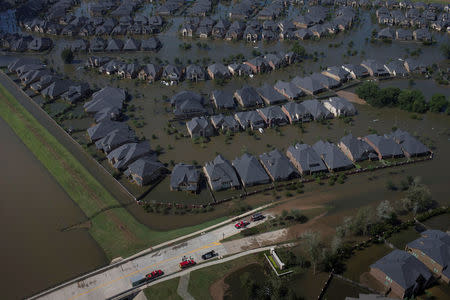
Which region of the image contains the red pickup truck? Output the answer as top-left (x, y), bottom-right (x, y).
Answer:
top-left (180, 259), bottom-right (196, 269)
top-left (146, 269), bottom-right (163, 280)
top-left (234, 220), bottom-right (250, 229)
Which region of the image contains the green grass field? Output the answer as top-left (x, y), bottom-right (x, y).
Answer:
top-left (144, 278), bottom-right (182, 300)
top-left (0, 83), bottom-right (226, 259)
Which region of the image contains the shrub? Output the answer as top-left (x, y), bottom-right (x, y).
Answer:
top-left (61, 48), bottom-right (74, 64)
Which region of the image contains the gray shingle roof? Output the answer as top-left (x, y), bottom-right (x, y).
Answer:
top-left (370, 250), bottom-right (432, 291)
top-left (84, 86), bottom-right (126, 114)
top-left (234, 110), bottom-right (265, 130)
top-left (124, 156), bottom-right (165, 186)
top-left (107, 141), bottom-right (151, 170)
top-left (204, 155), bottom-right (240, 191)
top-left (94, 127), bottom-right (136, 153)
top-left (302, 99), bottom-right (333, 120)
top-left (388, 129), bottom-right (430, 157)
top-left (292, 76), bottom-right (326, 95)
top-left (211, 90), bottom-right (235, 109)
top-left (256, 83), bottom-right (286, 105)
top-left (407, 231), bottom-right (450, 268)
top-left (259, 149), bottom-right (298, 181)
top-left (232, 153), bottom-right (270, 187)
top-left (339, 134), bottom-right (376, 162)
top-left (365, 134), bottom-right (404, 158)
top-left (235, 85), bottom-right (263, 107)
top-left (274, 80), bottom-right (304, 99)
top-left (170, 163), bottom-right (201, 192)
top-left (313, 140), bottom-right (354, 171)
top-left (87, 120), bottom-right (130, 142)
top-left (282, 102), bottom-right (311, 122)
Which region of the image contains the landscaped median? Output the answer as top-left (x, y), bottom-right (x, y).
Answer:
top-left (0, 83), bottom-right (225, 260)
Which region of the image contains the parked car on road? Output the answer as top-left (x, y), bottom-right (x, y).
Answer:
top-left (146, 269), bottom-right (163, 280)
top-left (180, 258), bottom-right (196, 269)
top-left (234, 220), bottom-right (250, 229)
top-left (251, 213), bottom-right (265, 221)
top-left (201, 250), bottom-right (217, 260)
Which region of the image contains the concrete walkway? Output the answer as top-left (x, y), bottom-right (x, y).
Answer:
top-left (177, 273), bottom-right (195, 300)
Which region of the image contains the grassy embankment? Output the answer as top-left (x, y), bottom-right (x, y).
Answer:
top-left (144, 278), bottom-right (182, 300)
top-left (0, 83), bottom-right (226, 260)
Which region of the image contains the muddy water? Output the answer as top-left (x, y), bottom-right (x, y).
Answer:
top-left (0, 117), bottom-right (106, 299)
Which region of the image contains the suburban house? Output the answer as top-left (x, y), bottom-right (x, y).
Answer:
top-left (312, 140), bottom-right (354, 172)
top-left (361, 59), bottom-right (390, 77)
top-left (364, 134), bottom-right (404, 160)
top-left (244, 56), bottom-right (270, 74)
top-left (87, 120), bottom-right (130, 142)
top-left (105, 38), bottom-right (124, 51)
top-left (256, 84), bottom-right (286, 105)
top-left (257, 106), bottom-right (289, 127)
top-left (95, 127), bottom-right (136, 154)
top-left (162, 64), bottom-right (182, 82)
top-left (311, 73), bottom-right (341, 89)
top-left (40, 79), bottom-right (73, 100)
top-left (234, 111), bottom-right (266, 130)
top-left (170, 91), bottom-right (206, 118)
top-left (345, 294), bottom-right (396, 300)
top-left (369, 250), bottom-right (433, 299)
top-left (186, 116), bottom-right (214, 138)
top-left (302, 99), bottom-right (333, 120)
top-left (185, 64), bottom-right (206, 82)
top-left (170, 163), bottom-right (201, 193)
top-left (405, 230), bottom-right (450, 284)
top-left (339, 134), bottom-right (377, 162)
top-left (322, 66), bottom-right (350, 83)
top-left (281, 102), bottom-right (312, 124)
top-left (207, 63), bottom-right (231, 79)
top-left (232, 153), bottom-right (271, 187)
top-left (141, 37), bottom-right (162, 51)
top-left (62, 82), bottom-right (91, 103)
top-left (404, 58), bottom-right (426, 73)
top-left (274, 80), bottom-right (304, 100)
top-left (124, 157), bottom-right (166, 186)
top-left (286, 143), bottom-right (328, 175)
top-left (107, 141), bottom-right (151, 170)
top-left (388, 129), bottom-right (431, 158)
top-left (84, 86), bottom-right (126, 115)
top-left (210, 90), bottom-right (235, 109)
top-left (228, 63), bottom-right (253, 77)
top-left (234, 85), bottom-right (264, 108)
top-left (322, 97), bottom-right (357, 117)
top-left (203, 155), bottom-right (240, 191)
top-left (384, 60), bottom-right (408, 77)
top-left (259, 149), bottom-right (299, 182)
top-left (138, 64), bottom-right (162, 82)
top-left (292, 76), bottom-right (326, 95)
top-left (342, 64), bottom-right (369, 79)
top-left (123, 37), bottom-right (141, 51)
top-left (210, 114), bottom-right (240, 132)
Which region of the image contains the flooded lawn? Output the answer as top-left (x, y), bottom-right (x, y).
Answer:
top-left (423, 214), bottom-right (450, 232)
top-left (387, 227), bottom-right (420, 249)
top-left (343, 243), bottom-right (391, 282)
top-left (323, 276), bottom-right (371, 300)
top-left (0, 117), bottom-right (107, 299)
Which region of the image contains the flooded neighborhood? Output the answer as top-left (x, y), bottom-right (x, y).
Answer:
top-left (0, 0), bottom-right (449, 299)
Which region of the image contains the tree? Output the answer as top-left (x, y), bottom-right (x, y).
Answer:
top-left (377, 200), bottom-right (394, 220)
top-left (397, 90), bottom-right (427, 113)
top-left (301, 231), bottom-right (321, 274)
top-left (429, 94), bottom-right (448, 113)
top-left (61, 48), bottom-right (74, 64)
top-left (291, 41), bottom-right (306, 57)
top-left (353, 207), bottom-right (374, 236)
top-left (331, 236), bottom-right (343, 255)
top-left (355, 81), bottom-right (380, 103)
top-left (402, 183), bottom-right (433, 214)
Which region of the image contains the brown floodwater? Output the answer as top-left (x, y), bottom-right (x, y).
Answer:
top-left (0, 117), bottom-right (107, 299)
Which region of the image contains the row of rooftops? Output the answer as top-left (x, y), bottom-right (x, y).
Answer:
top-left (170, 129), bottom-right (430, 192)
top-left (3, 56), bottom-right (165, 187)
top-left (85, 51), bottom-right (297, 88)
top-left (376, 6), bottom-right (449, 32)
top-left (6, 57), bottom-right (91, 103)
top-left (186, 96), bottom-right (356, 138)
top-left (370, 230), bottom-right (450, 298)
top-left (167, 56), bottom-right (427, 118)
top-left (21, 13), bottom-right (165, 37)
top-left (0, 33), bottom-right (52, 52)
top-left (180, 6), bottom-right (356, 41)
top-left (70, 36), bottom-right (162, 53)
top-left (377, 27), bottom-right (433, 41)
top-left (83, 86), bottom-right (167, 187)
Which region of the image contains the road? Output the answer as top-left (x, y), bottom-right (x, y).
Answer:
top-left (29, 214), bottom-right (273, 300)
